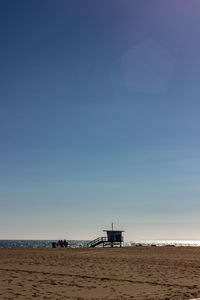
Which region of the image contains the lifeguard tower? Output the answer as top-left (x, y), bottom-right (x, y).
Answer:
top-left (87, 223), bottom-right (124, 248)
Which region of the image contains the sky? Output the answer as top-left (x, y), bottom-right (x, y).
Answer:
top-left (1, 0), bottom-right (200, 240)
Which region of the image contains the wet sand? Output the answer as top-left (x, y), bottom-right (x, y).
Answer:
top-left (1, 247), bottom-right (200, 299)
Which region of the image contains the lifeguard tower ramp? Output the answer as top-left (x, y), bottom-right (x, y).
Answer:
top-left (87, 236), bottom-right (108, 248)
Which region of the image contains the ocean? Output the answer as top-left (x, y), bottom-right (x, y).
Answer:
top-left (1, 240), bottom-right (200, 248)
top-left (129, 240), bottom-right (200, 247)
top-left (0, 240), bottom-right (89, 248)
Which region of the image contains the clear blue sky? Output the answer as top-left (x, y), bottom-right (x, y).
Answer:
top-left (1, 0), bottom-right (200, 240)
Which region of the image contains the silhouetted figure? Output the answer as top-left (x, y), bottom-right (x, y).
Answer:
top-left (63, 240), bottom-right (68, 248)
top-left (54, 239), bottom-right (68, 248)
top-left (52, 242), bottom-right (56, 248)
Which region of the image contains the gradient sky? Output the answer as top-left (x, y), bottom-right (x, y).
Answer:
top-left (1, 0), bottom-right (200, 240)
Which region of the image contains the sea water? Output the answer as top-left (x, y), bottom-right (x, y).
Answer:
top-left (1, 240), bottom-right (200, 248)
top-left (129, 240), bottom-right (200, 247)
top-left (0, 240), bottom-right (89, 248)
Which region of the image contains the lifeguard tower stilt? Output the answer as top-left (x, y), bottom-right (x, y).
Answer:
top-left (87, 223), bottom-right (124, 248)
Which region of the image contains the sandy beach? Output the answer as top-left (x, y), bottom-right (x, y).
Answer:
top-left (1, 247), bottom-right (200, 299)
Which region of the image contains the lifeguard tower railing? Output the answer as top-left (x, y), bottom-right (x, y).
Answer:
top-left (87, 236), bottom-right (107, 248)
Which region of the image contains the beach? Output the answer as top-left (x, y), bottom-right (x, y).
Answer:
top-left (1, 247), bottom-right (200, 299)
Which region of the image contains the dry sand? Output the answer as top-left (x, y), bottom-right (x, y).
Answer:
top-left (1, 247), bottom-right (200, 299)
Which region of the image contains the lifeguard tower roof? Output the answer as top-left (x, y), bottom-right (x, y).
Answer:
top-left (103, 230), bottom-right (124, 232)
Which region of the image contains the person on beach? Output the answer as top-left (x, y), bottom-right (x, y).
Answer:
top-left (63, 240), bottom-right (68, 248)
top-left (52, 240), bottom-right (68, 248)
